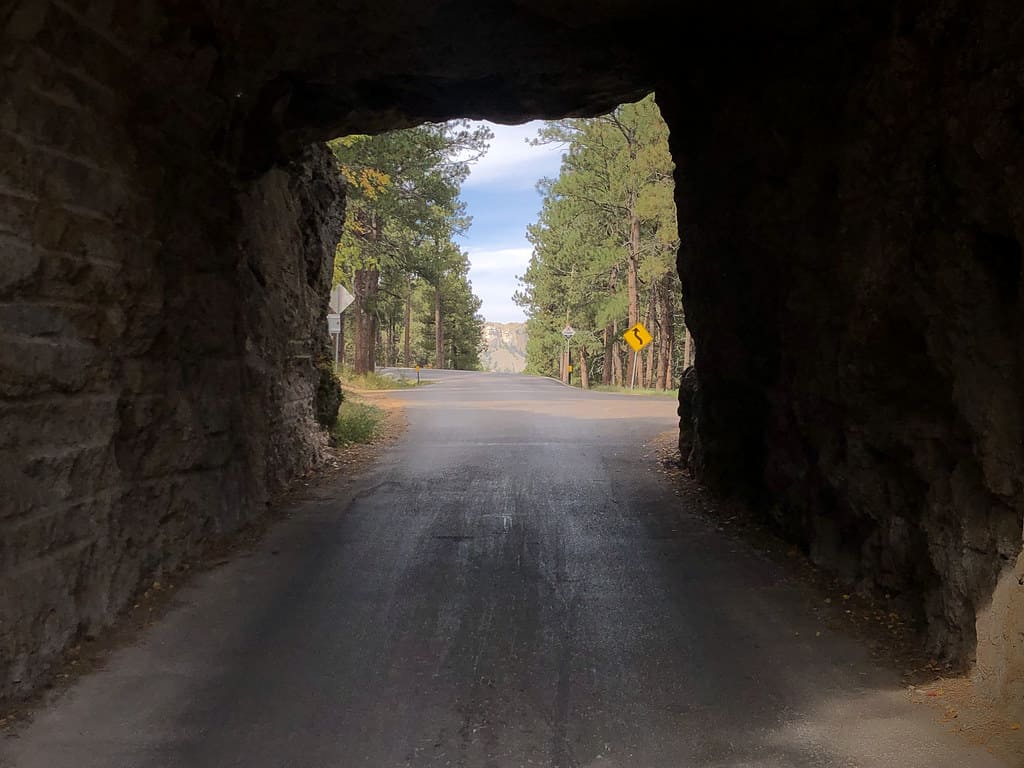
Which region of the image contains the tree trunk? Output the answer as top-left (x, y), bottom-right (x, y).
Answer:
top-left (655, 315), bottom-right (667, 390)
top-left (643, 291), bottom-right (655, 388)
top-left (386, 319), bottom-right (396, 368)
top-left (664, 336), bottom-right (674, 389)
top-left (353, 267), bottom-right (379, 374)
top-left (603, 264), bottom-right (618, 385)
top-left (403, 277), bottom-right (412, 366)
top-left (669, 337), bottom-right (676, 383)
top-left (624, 211), bottom-right (640, 386)
top-left (682, 324), bottom-right (693, 369)
top-left (375, 321), bottom-right (383, 369)
top-left (612, 340), bottom-right (623, 386)
top-left (579, 346), bottom-right (590, 389)
top-left (602, 327), bottom-right (613, 385)
top-left (434, 283), bottom-right (444, 368)
top-left (656, 281), bottom-right (674, 390)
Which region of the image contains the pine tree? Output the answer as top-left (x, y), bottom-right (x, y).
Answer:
top-left (517, 95), bottom-right (687, 389)
top-left (330, 121), bottom-right (491, 373)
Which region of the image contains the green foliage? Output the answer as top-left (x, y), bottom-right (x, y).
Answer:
top-left (517, 95), bottom-right (688, 388)
top-left (587, 384), bottom-right (678, 397)
top-left (414, 254), bottom-right (485, 370)
top-left (314, 358), bottom-right (343, 426)
top-left (331, 398), bottom-right (386, 446)
top-left (340, 368), bottom-right (418, 390)
top-left (329, 121), bottom-right (492, 372)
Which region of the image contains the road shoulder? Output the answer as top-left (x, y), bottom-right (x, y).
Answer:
top-left (649, 430), bottom-right (1024, 766)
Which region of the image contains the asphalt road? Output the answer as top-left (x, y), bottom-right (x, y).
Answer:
top-left (2, 371), bottom-right (1007, 767)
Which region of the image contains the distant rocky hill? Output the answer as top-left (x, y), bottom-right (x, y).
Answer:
top-left (481, 322), bottom-right (528, 373)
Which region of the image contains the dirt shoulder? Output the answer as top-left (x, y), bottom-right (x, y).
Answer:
top-left (648, 430), bottom-right (1024, 766)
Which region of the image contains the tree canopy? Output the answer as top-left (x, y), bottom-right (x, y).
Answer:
top-left (329, 121), bottom-right (491, 372)
top-left (516, 95), bottom-right (691, 389)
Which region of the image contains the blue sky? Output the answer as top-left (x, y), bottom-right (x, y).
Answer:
top-left (457, 121), bottom-right (564, 323)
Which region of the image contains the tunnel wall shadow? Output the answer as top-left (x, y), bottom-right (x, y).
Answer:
top-left (657, 3), bottom-right (1024, 707)
top-left (0, 4), bottom-right (343, 699)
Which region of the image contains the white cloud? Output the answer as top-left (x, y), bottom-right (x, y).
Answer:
top-left (466, 246), bottom-right (532, 274)
top-left (467, 246), bottom-right (533, 323)
top-left (457, 124), bottom-right (562, 322)
top-left (480, 299), bottom-right (527, 324)
top-left (463, 121), bottom-right (564, 189)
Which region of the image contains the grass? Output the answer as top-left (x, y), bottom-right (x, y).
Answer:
top-left (338, 368), bottom-right (421, 390)
top-left (331, 397), bottom-right (386, 446)
top-left (584, 383), bottom-right (678, 397)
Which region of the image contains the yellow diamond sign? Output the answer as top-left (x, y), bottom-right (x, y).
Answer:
top-left (623, 322), bottom-right (653, 352)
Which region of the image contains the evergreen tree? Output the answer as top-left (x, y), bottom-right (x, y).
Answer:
top-left (517, 95), bottom-right (687, 389)
top-left (330, 121), bottom-right (491, 372)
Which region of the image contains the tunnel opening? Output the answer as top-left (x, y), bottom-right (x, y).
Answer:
top-left (326, 96), bottom-right (691, 395)
top-left (2, 0), bottom-right (1023, 724)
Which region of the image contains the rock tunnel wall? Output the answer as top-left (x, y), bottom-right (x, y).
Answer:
top-left (0, 2), bottom-right (342, 699)
top-left (1, 0), bottom-right (1022, 713)
top-left (662, 2), bottom-right (1024, 705)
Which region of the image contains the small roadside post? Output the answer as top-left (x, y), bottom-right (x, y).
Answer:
top-left (416, 364), bottom-right (421, 385)
top-left (561, 324), bottom-right (575, 385)
top-left (327, 312), bottom-right (341, 366)
top-left (328, 284), bottom-right (355, 371)
top-left (622, 322), bottom-right (653, 389)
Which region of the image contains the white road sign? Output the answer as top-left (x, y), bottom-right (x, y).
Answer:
top-left (562, 325), bottom-right (575, 339)
top-left (330, 285), bottom-right (355, 313)
top-left (327, 313), bottom-right (341, 334)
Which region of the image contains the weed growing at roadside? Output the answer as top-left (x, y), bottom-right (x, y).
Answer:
top-left (331, 398), bottom-right (386, 446)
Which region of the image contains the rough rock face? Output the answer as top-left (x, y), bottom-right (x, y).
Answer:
top-left (481, 322), bottom-right (528, 373)
top-left (236, 145), bottom-right (345, 493)
top-left (661, 1), bottom-right (1024, 696)
top-left (1, 0), bottom-right (1022, 711)
top-left (0, 4), bottom-right (343, 699)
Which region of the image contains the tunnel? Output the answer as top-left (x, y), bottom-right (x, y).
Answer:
top-left (2, 0), bottom-right (1022, 717)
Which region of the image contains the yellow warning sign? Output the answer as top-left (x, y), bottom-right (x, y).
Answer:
top-left (623, 322), bottom-right (653, 352)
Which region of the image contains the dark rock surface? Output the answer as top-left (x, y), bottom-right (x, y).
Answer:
top-left (0, 2), bottom-right (344, 698)
top-left (1, 0), bottom-right (1021, 709)
top-left (661, 1), bottom-right (1024, 698)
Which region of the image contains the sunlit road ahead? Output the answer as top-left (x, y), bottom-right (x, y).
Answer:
top-left (3, 371), bottom-right (1006, 767)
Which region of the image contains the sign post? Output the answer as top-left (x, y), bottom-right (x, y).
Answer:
top-left (327, 313), bottom-right (342, 369)
top-left (328, 285), bottom-right (355, 371)
top-left (622, 322), bottom-right (653, 389)
top-left (561, 324), bottom-right (575, 385)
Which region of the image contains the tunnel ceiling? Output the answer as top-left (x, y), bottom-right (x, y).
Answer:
top-left (151, 0), bottom-right (836, 169)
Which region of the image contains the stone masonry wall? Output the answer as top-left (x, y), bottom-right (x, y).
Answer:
top-left (0, 1), bottom-right (343, 700)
